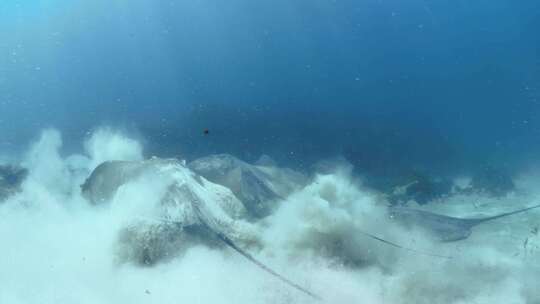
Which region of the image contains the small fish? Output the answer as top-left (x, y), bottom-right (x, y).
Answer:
top-left (203, 129), bottom-right (209, 135)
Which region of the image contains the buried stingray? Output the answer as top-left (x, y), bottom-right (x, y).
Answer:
top-left (83, 158), bottom-right (453, 301)
top-left (82, 159), bottom-right (323, 300)
top-left (389, 204), bottom-right (540, 242)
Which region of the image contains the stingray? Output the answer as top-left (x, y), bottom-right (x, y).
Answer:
top-left (82, 159), bottom-right (322, 300)
top-left (82, 159), bottom-right (452, 300)
top-left (389, 204), bottom-right (540, 242)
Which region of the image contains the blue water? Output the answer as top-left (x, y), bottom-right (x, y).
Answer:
top-left (1, 0), bottom-right (539, 177)
top-left (2, 2), bottom-right (540, 303)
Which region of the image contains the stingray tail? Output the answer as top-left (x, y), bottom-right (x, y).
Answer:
top-left (180, 184), bottom-right (322, 301)
top-left (358, 230), bottom-right (452, 259)
top-left (471, 203), bottom-right (540, 225)
top-left (155, 213), bottom-right (322, 300)
top-left (213, 229), bottom-right (323, 301)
